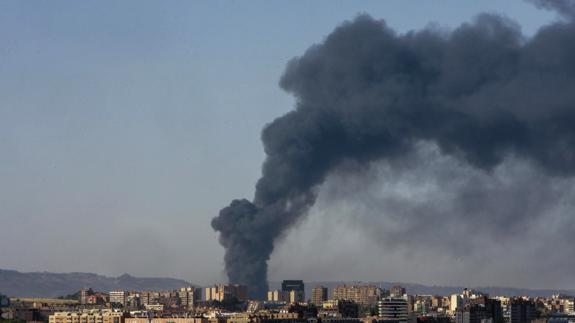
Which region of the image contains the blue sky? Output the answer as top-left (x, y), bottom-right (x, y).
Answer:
top-left (0, 1), bottom-right (560, 287)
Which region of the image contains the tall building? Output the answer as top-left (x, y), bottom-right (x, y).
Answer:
top-left (311, 286), bottom-right (328, 305)
top-left (483, 298), bottom-right (504, 323)
top-left (510, 299), bottom-right (535, 323)
top-left (333, 285), bottom-right (381, 305)
top-left (379, 297), bottom-right (409, 323)
top-left (431, 296), bottom-right (443, 309)
top-left (109, 291), bottom-right (126, 307)
top-left (267, 290), bottom-right (284, 302)
top-left (205, 287), bottom-right (215, 301)
top-left (451, 294), bottom-right (463, 314)
top-left (0, 293), bottom-right (9, 307)
top-left (566, 298), bottom-right (575, 314)
top-left (456, 304), bottom-right (488, 323)
top-left (414, 297), bottom-right (431, 314)
top-left (281, 280), bottom-right (305, 303)
top-left (205, 284), bottom-right (248, 302)
top-left (286, 290), bottom-right (302, 303)
top-left (80, 289), bottom-right (89, 305)
top-left (139, 291), bottom-right (160, 306)
top-left (178, 287), bottom-right (201, 310)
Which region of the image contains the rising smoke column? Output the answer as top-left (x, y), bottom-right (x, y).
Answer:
top-left (212, 2), bottom-right (575, 299)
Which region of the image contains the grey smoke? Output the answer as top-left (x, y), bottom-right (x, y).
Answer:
top-left (272, 143), bottom-right (575, 288)
top-left (528, 0), bottom-right (575, 18)
top-left (317, 143), bottom-right (575, 255)
top-left (212, 0), bottom-right (575, 298)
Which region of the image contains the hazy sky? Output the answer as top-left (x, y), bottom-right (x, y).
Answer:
top-left (1, 0), bottom-right (565, 289)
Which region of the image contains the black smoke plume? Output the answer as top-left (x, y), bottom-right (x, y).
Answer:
top-left (212, 1), bottom-right (575, 298)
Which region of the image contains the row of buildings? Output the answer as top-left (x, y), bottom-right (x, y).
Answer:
top-left (103, 288), bottom-right (204, 310)
top-left (4, 283), bottom-right (575, 323)
top-left (268, 282), bottom-right (399, 306)
top-left (42, 296), bottom-right (573, 323)
top-left (47, 310), bottom-right (346, 323)
top-left (84, 284), bottom-right (249, 310)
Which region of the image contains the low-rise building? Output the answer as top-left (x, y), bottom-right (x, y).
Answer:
top-left (321, 300), bottom-right (359, 318)
top-left (49, 310), bottom-right (125, 323)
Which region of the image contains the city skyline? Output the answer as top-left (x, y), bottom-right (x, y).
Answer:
top-left (6, 281), bottom-right (571, 323)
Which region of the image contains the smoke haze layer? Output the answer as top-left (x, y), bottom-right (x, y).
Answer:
top-left (212, 3), bottom-right (575, 298)
top-left (270, 142), bottom-right (575, 289)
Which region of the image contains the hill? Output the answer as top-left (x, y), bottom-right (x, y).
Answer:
top-left (0, 269), bottom-right (193, 297)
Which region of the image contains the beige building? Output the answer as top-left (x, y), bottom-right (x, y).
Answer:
top-left (109, 291), bottom-right (126, 307)
top-left (266, 289), bottom-right (304, 303)
top-left (567, 298), bottom-right (575, 314)
top-left (49, 311), bottom-right (125, 323)
top-left (267, 290), bottom-right (284, 302)
top-left (431, 296), bottom-right (443, 308)
top-left (312, 286), bottom-right (328, 305)
top-left (333, 285), bottom-right (381, 305)
top-left (205, 284), bottom-right (248, 302)
top-left (450, 294), bottom-right (463, 314)
top-left (139, 291), bottom-right (160, 305)
top-left (286, 290), bottom-right (301, 304)
top-left (178, 287), bottom-right (202, 310)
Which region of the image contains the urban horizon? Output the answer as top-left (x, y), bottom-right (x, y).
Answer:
top-left (3, 280), bottom-right (575, 323)
top-left (4, 268), bottom-right (575, 298)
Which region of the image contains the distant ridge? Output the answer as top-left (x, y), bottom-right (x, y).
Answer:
top-left (269, 281), bottom-right (575, 298)
top-left (3, 269), bottom-right (574, 299)
top-left (0, 269), bottom-right (192, 298)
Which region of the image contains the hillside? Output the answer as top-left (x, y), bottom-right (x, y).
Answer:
top-left (0, 269), bottom-right (193, 297)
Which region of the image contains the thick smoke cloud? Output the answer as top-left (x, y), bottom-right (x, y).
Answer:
top-left (270, 145), bottom-right (575, 289)
top-left (212, 1), bottom-right (575, 298)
